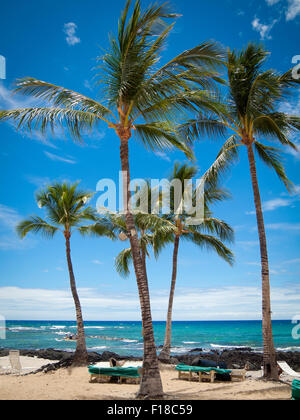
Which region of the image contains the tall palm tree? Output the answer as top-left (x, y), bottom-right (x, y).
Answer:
top-left (158, 163), bottom-right (234, 360)
top-left (0, 0), bottom-right (224, 397)
top-left (180, 43), bottom-right (300, 379)
top-left (16, 182), bottom-right (115, 366)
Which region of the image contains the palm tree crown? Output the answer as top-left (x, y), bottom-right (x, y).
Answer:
top-left (181, 43), bottom-right (300, 186)
top-left (0, 0), bottom-right (224, 156)
top-left (17, 182), bottom-right (114, 240)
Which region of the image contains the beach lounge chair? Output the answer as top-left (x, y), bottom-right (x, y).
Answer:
top-left (9, 350), bottom-right (22, 375)
top-left (230, 368), bottom-right (247, 382)
top-left (175, 364), bottom-right (231, 383)
top-left (292, 380), bottom-right (300, 400)
top-left (88, 365), bottom-right (142, 384)
top-left (278, 361), bottom-right (300, 378)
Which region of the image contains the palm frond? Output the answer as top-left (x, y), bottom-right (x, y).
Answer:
top-left (184, 230), bottom-right (234, 265)
top-left (14, 78), bottom-right (113, 118)
top-left (115, 247), bottom-right (133, 277)
top-left (203, 135), bottom-right (240, 186)
top-left (16, 217), bottom-right (58, 239)
top-left (254, 141), bottom-right (293, 192)
top-left (0, 107), bottom-right (101, 142)
top-left (194, 217), bottom-right (234, 243)
top-left (77, 222), bottom-right (116, 239)
top-left (253, 113), bottom-right (298, 149)
top-left (134, 122), bottom-right (194, 159)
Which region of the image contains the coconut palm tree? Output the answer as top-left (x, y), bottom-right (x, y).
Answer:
top-left (16, 182), bottom-right (115, 366)
top-left (0, 1), bottom-right (224, 397)
top-left (157, 163), bottom-right (234, 360)
top-left (180, 43), bottom-right (300, 379)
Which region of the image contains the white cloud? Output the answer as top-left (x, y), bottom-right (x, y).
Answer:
top-left (0, 204), bottom-right (21, 230)
top-left (247, 195), bottom-right (299, 215)
top-left (0, 82), bottom-right (59, 148)
top-left (91, 260), bottom-right (103, 265)
top-left (263, 198), bottom-right (292, 211)
top-left (266, 222), bottom-right (300, 230)
top-left (237, 240), bottom-right (259, 248)
top-left (252, 17), bottom-right (278, 40)
top-left (286, 0), bottom-right (300, 20)
top-left (265, 0), bottom-right (300, 20)
top-left (154, 151), bottom-right (171, 162)
top-left (282, 258), bottom-right (300, 264)
top-left (83, 80), bottom-right (93, 91)
top-left (25, 175), bottom-right (51, 188)
top-left (44, 151), bottom-right (76, 164)
top-left (1, 285), bottom-right (300, 320)
top-left (64, 23), bottom-right (80, 46)
top-left (0, 204), bottom-right (35, 250)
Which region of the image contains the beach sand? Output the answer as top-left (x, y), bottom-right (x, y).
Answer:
top-left (0, 357), bottom-right (292, 400)
top-left (0, 355), bottom-right (59, 374)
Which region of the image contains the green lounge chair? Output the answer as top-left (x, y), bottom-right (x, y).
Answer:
top-left (88, 365), bottom-right (142, 384)
top-left (292, 379), bottom-right (300, 400)
top-left (175, 364), bottom-right (232, 383)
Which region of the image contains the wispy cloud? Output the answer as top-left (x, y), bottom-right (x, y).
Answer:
top-left (266, 222), bottom-right (300, 231)
top-left (83, 80), bottom-right (93, 91)
top-left (91, 260), bottom-right (103, 265)
top-left (25, 175), bottom-right (51, 188)
top-left (154, 151), bottom-right (171, 162)
top-left (286, 0), bottom-right (300, 20)
top-left (237, 240), bottom-right (259, 249)
top-left (64, 23), bottom-right (80, 46)
top-left (0, 82), bottom-right (58, 148)
top-left (265, 0), bottom-right (300, 20)
top-left (252, 17), bottom-right (278, 40)
top-left (44, 151), bottom-right (77, 164)
top-left (282, 258), bottom-right (300, 264)
top-left (0, 204), bottom-right (35, 250)
top-left (247, 193), bottom-right (300, 215)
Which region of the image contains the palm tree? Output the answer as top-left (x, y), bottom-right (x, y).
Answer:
top-left (16, 182), bottom-right (115, 366)
top-left (180, 43), bottom-right (300, 379)
top-left (158, 163), bottom-right (234, 360)
top-left (0, 0), bottom-right (224, 397)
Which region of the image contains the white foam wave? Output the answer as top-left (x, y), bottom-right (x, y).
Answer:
top-left (83, 326), bottom-right (106, 330)
top-left (88, 346), bottom-right (107, 350)
top-left (50, 326), bottom-right (66, 330)
top-left (121, 339), bottom-right (138, 343)
top-left (9, 327), bottom-right (41, 331)
top-left (210, 344), bottom-right (250, 349)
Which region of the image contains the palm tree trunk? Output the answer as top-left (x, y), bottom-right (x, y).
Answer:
top-left (159, 235), bottom-right (180, 361)
top-left (119, 137), bottom-right (163, 398)
top-left (65, 233), bottom-right (88, 367)
top-left (247, 144), bottom-right (278, 380)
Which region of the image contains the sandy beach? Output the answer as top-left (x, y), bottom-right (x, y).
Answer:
top-left (0, 357), bottom-right (292, 400)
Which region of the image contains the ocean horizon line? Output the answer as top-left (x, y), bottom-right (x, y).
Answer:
top-left (4, 319), bottom-right (292, 323)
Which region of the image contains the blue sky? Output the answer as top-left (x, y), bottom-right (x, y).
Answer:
top-left (0, 0), bottom-right (300, 321)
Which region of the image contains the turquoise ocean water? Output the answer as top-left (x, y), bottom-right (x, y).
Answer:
top-left (1, 320), bottom-right (299, 356)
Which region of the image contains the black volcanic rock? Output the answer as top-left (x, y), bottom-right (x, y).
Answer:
top-left (1, 347), bottom-right (299, 373)
top-left (173, 350), bottom-right (300, 371)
